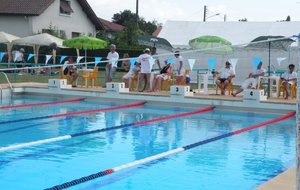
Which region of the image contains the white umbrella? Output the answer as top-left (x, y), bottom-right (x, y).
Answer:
top-left (0, 31), bottom-right (20, 62)
top-left (12, 33), bottom-right (64, 64)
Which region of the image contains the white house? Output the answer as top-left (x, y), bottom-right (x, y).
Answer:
top-left (0, 0), bottom-right (104, 38)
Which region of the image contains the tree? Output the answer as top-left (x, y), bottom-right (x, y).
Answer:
top-left (111, 10), bottom-right (158, 48)
top-left (286, 15), bottom-right (291, 21)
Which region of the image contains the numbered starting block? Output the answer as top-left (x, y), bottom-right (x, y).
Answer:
top-left (170, 85), bottom-right (193, 98)
top-left (106, 82), bottom-right (129, 93)
top-left (243, 89), bottom-right (267, 102)
top-left (48, 79), bottom-right (71, 89)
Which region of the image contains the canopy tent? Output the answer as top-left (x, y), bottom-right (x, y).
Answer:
top-left (0, 31), bottom-right (20, 62)
top-left (12, 33), bottom-right (64, 64)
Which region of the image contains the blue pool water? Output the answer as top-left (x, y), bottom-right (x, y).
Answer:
top-left (0, 95), bottom-right (296, 190)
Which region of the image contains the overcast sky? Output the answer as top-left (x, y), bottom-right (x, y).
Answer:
top-left (86, 0), bottom-right (300, 23)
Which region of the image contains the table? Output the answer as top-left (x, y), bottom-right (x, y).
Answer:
top-left (196, 73), bottom-right (212, 94)
top-left (258, 75), bottom-right (280, 97)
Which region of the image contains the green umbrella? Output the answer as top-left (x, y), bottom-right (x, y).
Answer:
top-left (63, 36), bottom-right (107, 49)
top-left (138, 35), bottom-right (173, 51)
top-left (63, 36), bottom-right (107, 65)
top-left (189, 35), bottom-right (233, 54)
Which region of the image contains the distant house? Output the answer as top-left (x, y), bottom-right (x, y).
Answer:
top-left (0, 0), bottom-right (104, 38)
top-left (98, 17), bottom-right (124, 40)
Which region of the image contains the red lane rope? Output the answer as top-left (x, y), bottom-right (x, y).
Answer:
top-left (52, 101), bottom-right (146, 118)
top-left (46, 111), bottom-right (295, 190)
top-left (232, 111), bottom-right (296, 135)
top-left (134, 106), bottom-right (215, 126)
top-left (0, 98), bottom-right (85, 109)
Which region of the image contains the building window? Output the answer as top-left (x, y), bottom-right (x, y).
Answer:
top-left (60, 0), bottom-right (73, 15)
top-left (72, 32), bottom-right (81, 38)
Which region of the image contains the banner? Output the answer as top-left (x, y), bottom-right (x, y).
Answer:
top-left (60, 56), bottom-right (67, 64)
top-left (111, 58), bottom-right (118, 68)
top-left (253, 57), bottom-right (261, 69)
top-left (45, 55), bottom-right (52, 65)
top-left (276, 57), bottom-right (286, 66)
top-left (167, 58), bottom-right (174, 64)
top-left (27, 53), bottom-right (34, 61)
top-left (228, 58), bottom-right (238, 72)
top-left (76, 56), bottom-right (84, 63)
top-left (94, 57), bottom-right (102, 67)
top-left (0, 52), bottom-right (6, 62)
top-left (188, 59), bottom-right (196, 71)
top-left (130, 58), bottom-right (136, 67)
top-left (208, 58), bottom-right (216, 71)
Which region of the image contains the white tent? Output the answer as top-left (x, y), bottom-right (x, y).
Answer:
top-left (0, 31), bottom-right (20, 62)
top-left (12, 33), bottom-right (64, 64)
top-left (158, 21), bottom-right (300, 49)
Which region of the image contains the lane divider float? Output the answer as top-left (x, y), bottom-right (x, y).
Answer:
top-left (45, 111), bottom-right (295, 190)
top-left (0, 101), bottom-right (146, 125)
top-left (0, 97), bottom-right (84, 109)
top-left (0, 106), bottom-right (215, 152)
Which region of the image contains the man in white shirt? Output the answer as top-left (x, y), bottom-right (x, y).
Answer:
top-left (137, 48), bottom-right (151, 92)
top-left (105, 44), bottom-right (119, 86)
top-left (150, 47), bottom-right (161, 72)
top-left (281, 64), bottom-right (297, 99)
top-left (173, 51), bottom-right (185, 85)
top-left (232, 61), bottom-right (266, 97)
top-left (215, 61), bottom-right (235, 95)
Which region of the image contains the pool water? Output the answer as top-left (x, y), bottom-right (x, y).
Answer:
top-left (0, 95), bottom-right (296, 190)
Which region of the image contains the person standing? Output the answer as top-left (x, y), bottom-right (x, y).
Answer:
top-left (173, 51), bottom-right (185, 85)
top-left (63, 57), bottom-right (78, 87)
top-left (150, 47), bottom-right (161, 72)
top-left (104, 44), bottom-right (119, 87)
top-left (137, 48), bottom-right (152, 92)
top-left (214, 61), bottom-right (235, 95)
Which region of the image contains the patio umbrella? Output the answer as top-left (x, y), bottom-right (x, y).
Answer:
top-left (246, 35), bottom-right (295, 97)
top-left (189, 35), bottom-right (233, 54)
top-left (137, 35), bottom-right (173, 51)
top-left (12, 33), bottom-right (64, 63)
top-left (0, 31), bottom-right (20, 62)
top-left (63, 36), bottom-right (107, 65)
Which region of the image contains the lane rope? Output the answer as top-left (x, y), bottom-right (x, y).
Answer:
top-left (0, 98), bottom-right (84, 109)
top-left (0, 106), bottom-right (215, 152)
top-left (45, 111), bottom-right (295, 190)
top-left (0, 101), bottom-right (146, 125)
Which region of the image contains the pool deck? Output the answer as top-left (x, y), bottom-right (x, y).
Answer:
top-left (1, 82), bottom-right (298, 189)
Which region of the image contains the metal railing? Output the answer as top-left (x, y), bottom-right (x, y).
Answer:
top-left (0, 72), bottom-right (13, 101)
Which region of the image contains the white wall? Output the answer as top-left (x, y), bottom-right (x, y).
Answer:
top-left (31, 0), bottom-right (96, 38)
top-left (0, 16), bottom-right (31, 37)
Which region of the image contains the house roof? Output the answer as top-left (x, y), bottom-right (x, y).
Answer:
top-left (98, 18), bottom-right (124, 32)
top-left (152, 25), bottom-right (162, 37)
top-left (0, 0), bottom-right (55, 16)
top-left (158, 20), bottom-right (300, 49)
top-left (0, 0), bottom-right (104, 30)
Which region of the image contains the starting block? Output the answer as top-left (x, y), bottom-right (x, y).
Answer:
top-left (48, 79), bottom-right (71, 89)
top-left (106, 82), bottom-right (129, 93)
top-left (243, 89), bottom-right (267, 102)
top-left (170, 85), bottom-right (193, 98)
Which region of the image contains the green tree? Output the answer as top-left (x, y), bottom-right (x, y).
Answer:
top-left (112, 10), bottom-right (158, 47)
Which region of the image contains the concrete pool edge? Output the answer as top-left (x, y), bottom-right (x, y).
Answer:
top-left (4, 83), bottom-right (295, 113)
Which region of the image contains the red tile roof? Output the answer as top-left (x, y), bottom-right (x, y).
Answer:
top-left (0, 0), bottom-right (104, 30)
top-left (98, 18), bottom-right (124, 32)
top-left (152, 25), bottom-right (162, 37)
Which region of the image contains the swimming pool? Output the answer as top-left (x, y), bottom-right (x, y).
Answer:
top-left (0, 95), bottom-right (295, 190)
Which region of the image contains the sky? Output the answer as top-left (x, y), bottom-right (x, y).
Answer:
top-left (86, 0), bottom-right (300, 24)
